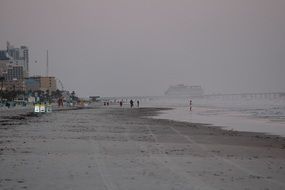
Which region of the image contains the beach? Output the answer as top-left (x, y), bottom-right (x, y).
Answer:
top-left (1, 107), bottom-right (285, 190)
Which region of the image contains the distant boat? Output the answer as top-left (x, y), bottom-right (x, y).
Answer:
top-left (165, 84), bottom-right (204, 97)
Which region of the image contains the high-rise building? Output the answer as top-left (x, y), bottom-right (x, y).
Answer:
top-left (0, 42), bottom-right (29, 91)
top-left (0, 61), bottom-right (25, 91)
top-left (6, 42), bottom-right (29, 77)
top-left (5, 64), bottom-right (24, 81)
top-left (20, 46), bottom-right (29, 76)
top-left (0, 61), bottom-right (8, 75)
top-left (0, 51), bottom-right (10, 61)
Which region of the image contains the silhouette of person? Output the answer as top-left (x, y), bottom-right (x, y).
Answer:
top-left (189, 99), bottom-right (192, 111)
top-left (58, 97), bottom-right (63, 107)
top-left (130, 100), bottom-right (134, 108)
top-left (137, 100), bottom-right (140, 108)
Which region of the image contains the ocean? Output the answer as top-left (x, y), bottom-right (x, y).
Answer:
top-left (147, 96), bottom-right (285, 137)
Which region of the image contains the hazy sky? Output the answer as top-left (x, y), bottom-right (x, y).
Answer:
top-left (1, 0), bottom-right (284, 97)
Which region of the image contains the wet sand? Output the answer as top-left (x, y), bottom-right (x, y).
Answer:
top-left (0, 107), bottom-right (285, 190)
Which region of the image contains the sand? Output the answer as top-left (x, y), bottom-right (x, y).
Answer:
top-left (0, 107), bottom-right (285, 190)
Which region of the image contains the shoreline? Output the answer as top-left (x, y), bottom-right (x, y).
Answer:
top-left (152, 105), bottom-right (285, 138)
top-left (127, 107), bottom-right (285, 148)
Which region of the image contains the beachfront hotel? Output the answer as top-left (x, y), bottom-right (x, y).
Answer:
top-left (26, 76), bottom-right (57, 93)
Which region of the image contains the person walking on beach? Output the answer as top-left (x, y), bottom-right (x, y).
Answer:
top-left (58, 97), bottom-right (64, 107)
top-left (189, 99), bottom-right (192, 111)
top-left (130, 99), bottom-right (134, 108)
top-left (137, 100), bottom-right (140, 108)
top-left (119, 101), bottom-right (123, 107)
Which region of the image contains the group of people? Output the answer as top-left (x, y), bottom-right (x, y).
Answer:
top-left (119, 99), bottom-right (139, 108)
top-left (129, 99), bottom-right (139, 108)
top-left (103, 99), bottom-right (191, 110)
top-left (104, 99), bottom-right (140, 108)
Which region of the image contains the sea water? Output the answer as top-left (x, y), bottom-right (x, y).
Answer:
top-left (147, 96), bottom-right (285, 137)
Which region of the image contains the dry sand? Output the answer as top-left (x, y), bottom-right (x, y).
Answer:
top-left (0, 107), bottom-right (285, 190)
